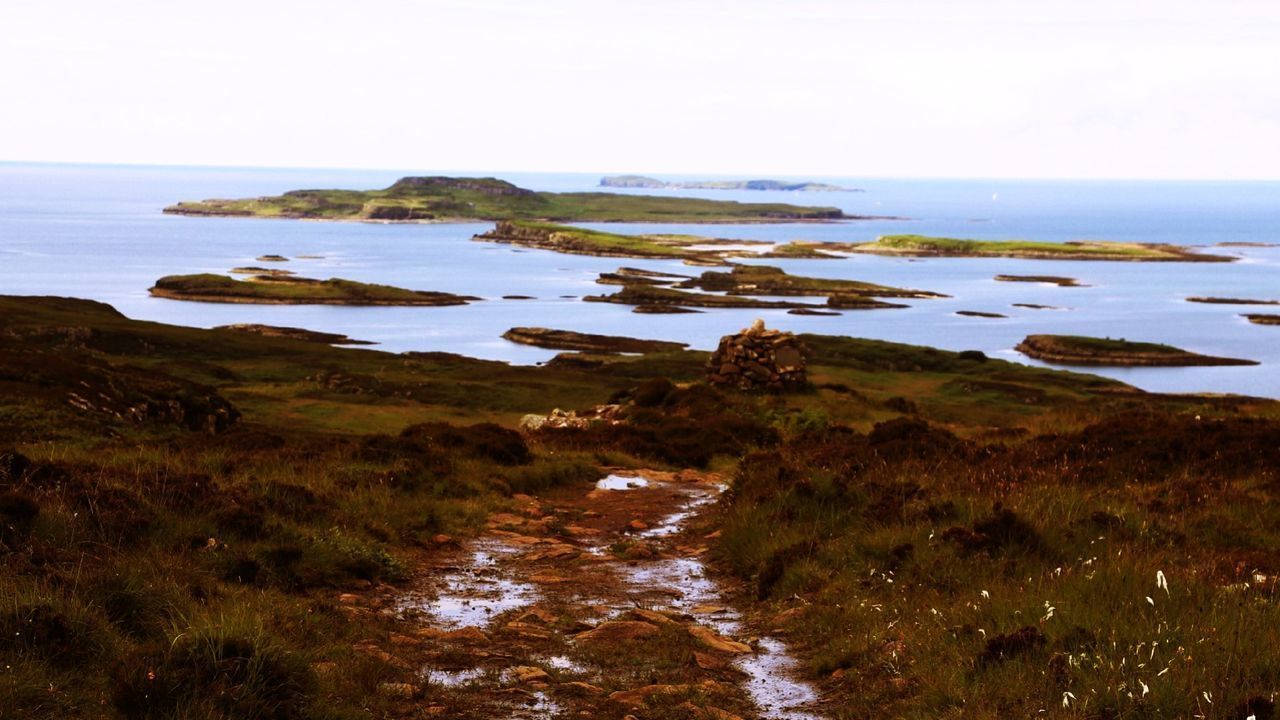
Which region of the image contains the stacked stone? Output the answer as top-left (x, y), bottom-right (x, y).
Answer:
top-left (706, 319), bottom-right (808, 390)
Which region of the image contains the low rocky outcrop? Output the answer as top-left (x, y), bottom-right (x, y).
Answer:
top-left (706, 320), bottom-right (809, 390)
top-left (1016, 334), bottom-right (1258, 367)
top-left (1244, 314), bottom-right (1280, 325)
top-left (214, 324), bottom-right (376, 345)
top-left (995, 275), bottom-right (1084, 287)
top-left (502, 327), bottom-right (688, 354)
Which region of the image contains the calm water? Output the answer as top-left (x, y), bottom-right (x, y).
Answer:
top-left (1, 162), bottom-right (1278, 397)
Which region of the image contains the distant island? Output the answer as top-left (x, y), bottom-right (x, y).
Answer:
top-left (150, 273), bottom-right (480, 306)
top-left (164, 176), bottom-right (858, 224)
top-left (848, 234), bottom-right (1235, 262)
top-left (600, 175), bottom-right (860, 192)
top-left (1016, 334), bottom-right (1257, 367)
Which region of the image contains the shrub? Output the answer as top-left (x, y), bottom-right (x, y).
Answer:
top-left (112, 625), bottom-right (312, 719)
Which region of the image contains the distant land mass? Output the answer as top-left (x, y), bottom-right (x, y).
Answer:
top-left (164, 176), bottom-right (861, 223)
top-left (599, 175), bottom-right (862, 192)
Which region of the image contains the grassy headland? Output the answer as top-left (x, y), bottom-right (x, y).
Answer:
top-left (164, 176), bottom-right (850, 223)
top-left (150, 274), bottom-right (480, 306)
top-left (850, 234), bottom-right (1234, 262)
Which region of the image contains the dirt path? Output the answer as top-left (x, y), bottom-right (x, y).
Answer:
top-left (343, 469), bottom-right (825, 719)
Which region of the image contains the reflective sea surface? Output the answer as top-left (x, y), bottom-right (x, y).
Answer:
top-left (1, 162), bottom-right (1277, 396)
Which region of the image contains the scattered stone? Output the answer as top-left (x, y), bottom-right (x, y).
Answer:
top-left (628, 608), bottom-right (678, 626)
top-left (627, 519), bottom-right (649, 531)
top-left (516, 608), bottom-right (559, 625)
top-left (558, 681), bottom-right (606, 696)
top-left (509, 665), bottom-right (552, 684)
top-left (693, 651), bottom-right (729, 670)
top-left (573, 620), bottom-right (662, 645)
top-left (441, 627), bottom-right (491, 644)
top-left (687, 625), bottom-right (753, 654)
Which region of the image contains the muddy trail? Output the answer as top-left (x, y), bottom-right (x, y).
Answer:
top-left (341, 469), bottom-right (825, 719)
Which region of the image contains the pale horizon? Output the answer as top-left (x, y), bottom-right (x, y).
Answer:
top-left (3, 0), bottom-right (1279, 180)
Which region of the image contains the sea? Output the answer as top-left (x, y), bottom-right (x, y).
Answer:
top-left (1, 162), bottom-right (1278, 397)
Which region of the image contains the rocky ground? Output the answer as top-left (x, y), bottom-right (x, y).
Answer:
top-left (334, 469), bottom-right (824, 720)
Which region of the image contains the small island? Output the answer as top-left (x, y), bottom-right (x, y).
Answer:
top-left (476, 221), bottom-right (738, 262)
top-left (956, 310), bottom-right (1008, 318)
top-left (231, 266), bottom-right (295, 276)
top-left (996, 275), bottom-right (1084, 287)
top-left (674, 265), bottom-right (943, 299)
top-left (599, 175), bottom-right (860, 192)
top-left (502, 327), bottom-right (688, 354)
top-left (1015, 334), bottom-right (1257, 367)
top-left (1187, 297), bottom-right (1280, 305)
top-left (214, 324), bottom-right (375, 345)
top-left (584, 285), bottom-right (828, 311)
top-left (1244, 314), bottom-right (1280, 326)
top-left (149, 274), bottom-right (480, 306)
top-left (165, 176), bottom-right (854, 224)
top-left (847, 234), bottom-right (1234, 262)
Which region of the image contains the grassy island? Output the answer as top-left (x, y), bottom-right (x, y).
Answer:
top-left (1244, 314), bottom-right (1280, 325)
top-left (1016, 334), bottom-right (1258, 366)
top-left (849, 234), bottom-right (1234, 262)
top-left (165, 176), bottom-right (851, 223)
top-left (3, 294), bottom-right (1280, 720)
top-left (676, 264), bottom-right (943, 299)
top-left (475, 221), bottom-right (736, 261)
top-left (502, 327), bottom-right (688, 354)
top-left (1188, 296), bottom-right (1280, 305)
top-left (996, 274), bottom-right (1084, 287)
top-left (584, 284), bottom-right (822, 310)
top-left (599, 175), bottom-right (860, 192)
top-left (214, 323), bottom-right (375, 345)
top-left (150, 273), bottom-right (479, 306)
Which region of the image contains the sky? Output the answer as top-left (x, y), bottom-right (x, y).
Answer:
top-left (1, 0), bottom-right (1278, 179)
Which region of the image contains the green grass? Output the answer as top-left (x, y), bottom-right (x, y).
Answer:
top-left (164, 176), bottom-right (845, 223)
top-left (854, 234), bottom-right (1231, 262)
top-left (2, 294), bottom-right (1276, 719)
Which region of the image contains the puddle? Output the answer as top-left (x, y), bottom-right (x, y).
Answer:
top-left (738, 637), bottom-right (823, 720)
top-left (397, 538), bottom-right (539, 628)
top-left (540, 654), bottom-right (587, 673)
top-left (422, 667), bottom-right (486, 687)
top-left (611, 479), bottom-right (826, 720)
top-left (595, 474), bottom-right (650, 491)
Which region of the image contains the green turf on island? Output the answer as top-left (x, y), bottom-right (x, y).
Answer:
top-left (849, 234), bottom-right (1234, 262)
top-left (1016, 334), bottom-right (1258, 366)
top-left (149, 273), bottom-right (479, 306)
top-left (165, 176), bottom-right (850, 223)
top-left (676, 265), bottom-right (944, 299)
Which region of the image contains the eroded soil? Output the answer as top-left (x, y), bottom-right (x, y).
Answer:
top-left (339, 470), bottom-right (825, 719)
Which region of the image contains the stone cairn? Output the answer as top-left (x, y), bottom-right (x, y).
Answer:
top-left (706, 319), bottom-right (808, 390)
